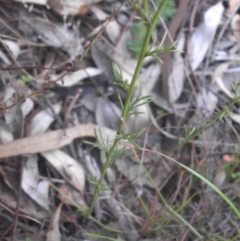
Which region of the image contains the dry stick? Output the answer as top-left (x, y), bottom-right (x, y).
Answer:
top-left (0, 202), bottom-right (41, 223)
top-left (186, 0), bottom-right (202, 92)
top-left (11, 157), bottom-right (24, 241)
top-left (0, 124), bottom-right (122, 158)
top-left (175, 0), bottom-right (201, 133)
top-left (160, 0), bottom-right (190, 100)
top-left (63, 88), bottom-right (82, 160)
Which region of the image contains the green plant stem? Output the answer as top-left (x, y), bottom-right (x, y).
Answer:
top-left (143, 0), bottom-right (149, 17)
top-left (171, 96), bottom-right (240, 153)
top-left (87, 0), bottom-right (168, 217)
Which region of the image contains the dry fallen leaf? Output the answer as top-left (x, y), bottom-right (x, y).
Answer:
top-left (168, 33), bottom-right (185, 103)
top-left (126, 102), bottom-right (150, 132)
top-left (58, 184), bottom-right (88, 209)
top-left (213, 171), bottom-right (226, 188)
top-left (48, 0), bottom-right (91, 15)
top-left (0, 119), bottom-right (14, 144)
top-left (225, 0), bottom-right (240, 16)
top-left (228, 111), bottom-right (240, 123)
top-left (41, 150), bottom-right (85, 194)
top-left (115, 159), bottom-right (154, 188)
top-left (46, 203), bottom-right (63, 241)
top-left (22, 155), bottom-right (50, 211)
top-left (138, 62), bottom-right (161, 95)
top-left (21, 98), bottom-right (34, 118)
top-left (91, 41), bottom-right (114, 81)
top-left (196, 88), bottom-right (218, 119)
top-left (212, 62), bottom-right (234, 99)
top-left (231, 14), bottom-right (240, 43)
top-left (223, 154), bottom-right (237, 162)
top-left (4, 85), bottom-right (23, 138)
top-left (89, 5), bottom-right (120, 43)
top-left (14, 0), bottom-right (47, 4)
top-left (18, 9), bottom-right (83, 58)
top-left (1, 39), bottom-right (20, 60)
top-left (0, 180), bottom-right (48, 219)
top-left (0, 49), bottom-right (10, 65)
top-left (0, 124), bottom-right (128, 158)
top-left (95, 97), bottom-right (121, 129)
top-left (30, 102), bottom-right (62, 136)
top-left (190, 2), bottom-right (224, 70)
top-left (51, 68), bottom-right (102, 87)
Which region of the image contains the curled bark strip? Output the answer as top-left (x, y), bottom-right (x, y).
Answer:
top-left (0, 124), bottom-right (118, 158)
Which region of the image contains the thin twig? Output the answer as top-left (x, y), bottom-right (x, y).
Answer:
top-left (11, 157), bottom-right (24, 241)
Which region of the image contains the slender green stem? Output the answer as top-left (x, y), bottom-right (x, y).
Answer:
top-left (143, 0), bottom-right (149, 17)
top-left (87, 0), bottom-right (168, 217)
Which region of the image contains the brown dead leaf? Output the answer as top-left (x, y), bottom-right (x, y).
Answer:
top-left (30, 102), bottom-right (62, 136)
top-left (190, 2), bottom-right (224, 70)
top-left (0, 180), bottom-right (48, 219)
top-left (4, 85), bottom-right (23, 138)
top-left (168, 33), bottom-right (185, 103)
top-left (48, 0), bottom-right (96, 16)
top-left (95, 97), bottom-right (121, 129)
top-left (0, 124), bottom-right (128, 158)
top-left (213, 171), bottom-right (226, 188)
top-left (14, 0), bottom-right (47, 4)
top-left (126, 103), bottom-right (150, 132)
top-left (89, 5), bottom-right (120, 43)
top-left (91, 41), bottom-right (114, 81)
top-left (21, 98), bottom-right (34, 118)
top-left (196, 88), bottom-right (218, 119)
top-left (18, 9), bottom-right (83, 58)
top-left (41, 150), bottom-right (85, 195)
top-left (1, 39), bottom-right (20, 60)
top-left (115, 159), bottom-right (154, 188)
top-left (212, 62), bottom-right (234, 98)
top-left (228, 111), bottom-right (240, 123)
top-left (0, 119), bottom-right (14, 144)
top-left (58, 184), bottom-right (88, 209)
top-left (223, 154), bottom-right (237, 162)
top-left (51, 68), bottom-right (102, 87)
top-left (225, 0), bottom-right (240, 16)
top-left (22, 155), bottom-right (50, 211)
top-left (231, 14), bottom-right (240, 42)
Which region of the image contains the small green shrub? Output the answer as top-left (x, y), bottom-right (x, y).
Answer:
top-left (128, 0), bottom-right (176, 58)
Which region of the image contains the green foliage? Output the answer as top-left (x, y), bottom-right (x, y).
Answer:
top-left (221, 154), bottom-right (240, 179)
top-left (128, 21), bottom-right (147, 59)
top-left (84, 1), bottom-right (240, 239)
top-left (128, 0), bottom-right (176, 58)
top-left (155, 0), bottom-right (176, 20)
top-left (20, 75), bottom-right (32, 84)
top-left (85, 0), bottom-right (171, 219)
top-left (112, 63), bottom-right (130, 92)
top-left (156, 109), bottom-right (164, 116)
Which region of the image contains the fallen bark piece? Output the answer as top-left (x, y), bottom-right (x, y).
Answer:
top-left (0, 124), bottom-right (118, 158)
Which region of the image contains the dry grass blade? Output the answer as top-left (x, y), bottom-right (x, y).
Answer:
top-left (0, 124), bottom-right (121, 158)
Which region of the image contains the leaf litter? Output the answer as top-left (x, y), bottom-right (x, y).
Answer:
top-left (1, 0), bottom-right (240, 240)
